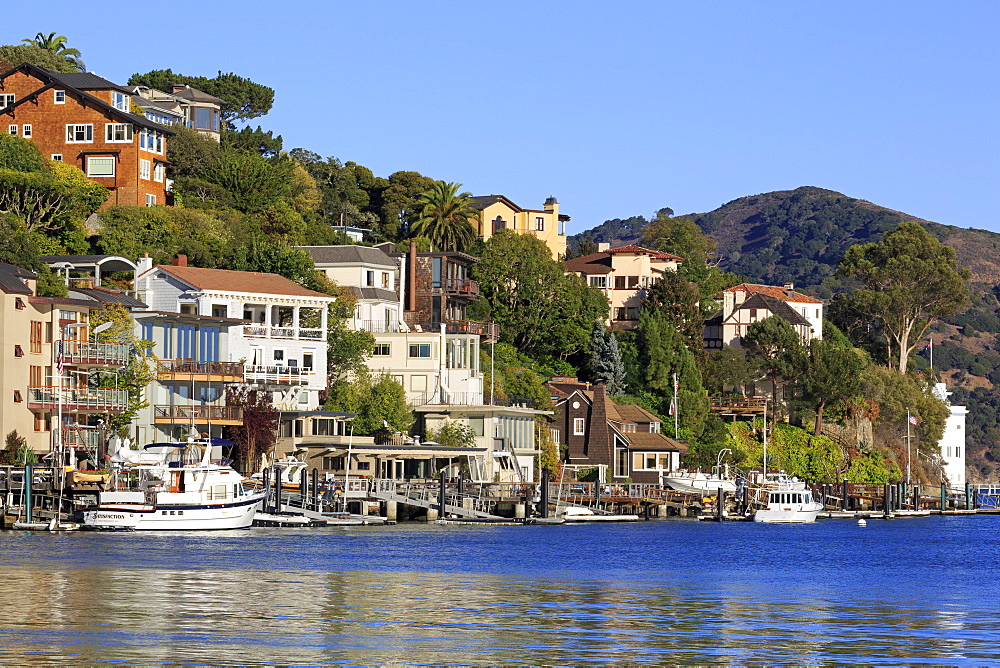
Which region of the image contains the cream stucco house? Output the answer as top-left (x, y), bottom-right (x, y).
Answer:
top-left (470, 195), bottom-right (569, 259)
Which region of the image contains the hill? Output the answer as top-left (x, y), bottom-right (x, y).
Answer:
top-left (570, 186), bottom-right (1000, 482)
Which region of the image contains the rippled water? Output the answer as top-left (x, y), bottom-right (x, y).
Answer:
top-left (0, 515), bottom-right (997, 665)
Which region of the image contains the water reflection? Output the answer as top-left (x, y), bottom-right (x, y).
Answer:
top-left (0, 520), bottom-right (997, 664)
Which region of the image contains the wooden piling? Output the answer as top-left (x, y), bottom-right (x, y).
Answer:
top-left (540, 469), bottom-right (549, 519)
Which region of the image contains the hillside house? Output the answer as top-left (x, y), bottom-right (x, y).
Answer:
top-left (704, 283), bottom-right (824, 349)
top-left (0, 63), bottom-right (173, 207)
top-left (470, 195), bottom-right (569, 259)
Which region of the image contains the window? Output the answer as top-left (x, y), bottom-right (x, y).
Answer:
top-left (112, 92), bottom-right (130, 112)
top-left (493, 216), bottom-right (506, 232)
top-left (13, 391), bottom-right (22, 403)
top-left (87, 157), bottom-right (115, 177)
top-left (22, 124), bottom-right (31, 138)
top-left (153, 162), bottom-right (164, 182)
top-left (614, 275), bottom-right (627, 289)
top-left (589, 275), bottom-right (607, 288)
top-left (273, 349), bottom-right (285, 361)
top-left (14, 345), bottom-right (24, 357)
top-left (408, 343), bottom-right (431, 358)
top-left (366, 270), bottom-right (375, 287)
top-left (469, 416), bottom-right (485, 437)
top-left (535, 216), bottom-right (545, 231)
top-left (650, 422), bottom-right (661, 434)
top-left (179, 303), bottom-right (195, 315)
top-left (573, 418), bottom-right (585, 435)
top-left (106, 123), bottom-right (133, 142)
top-left (373, 343), bottom-right (391, 356)
top-left (303, 353), bottom-right (313, 370)
top-left (410, 375), bottom-right (427, 391)
top-left (1, 94), bottom-right (16, 108)
top-left (615, 448), bottom-right (628, 478)
top-left (145, 194), bottom-right (157, 206)
top-left (54, 90), bottom-right (65, 104)
top-left (30, 366), bottom-right (42, 387)
top-left (381, 272), bottom-right (390, 288)
top-left (14, 297), bottom-right (25, 310)
top-left (30, 322), bottom-right (42, 354)
top-left (66, 124), bottom-right (93, 143)
top-left (8, 125), bottom-right (16, 135)
top-left (51, 154), bottom-right (62, 161)
top-left (627, 276), bottom-right (639, 289)
top-left (139, 159), bottom-right (151, 180)
top-left (194, 107), bottom-right (217, 131)
top-left (34, 412), bottom-right (47, 432)
top-left (211, 305), bottom-right (227, 318)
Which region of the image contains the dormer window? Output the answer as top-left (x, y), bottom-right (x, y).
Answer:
top-left (650, 422), bottom-right (661, 434)
top-left (112, 92), bottom-right (130, 113)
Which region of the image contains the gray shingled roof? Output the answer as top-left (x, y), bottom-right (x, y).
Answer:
top-left (0, 262), bottom-right (35, 295)
top-left (70, 287), bottom-right (147, 308)
top-left (299, 246), bottom-right (396, 268)
top-left (469, 194), bottom-right (520, 211)
top-left (169, 86), bottom-right (223, 104)
top-left (347, 286), bottom-right (399, 302)
top-left (734, 293), bottom-right (811, 326)
top-left (41, 70), bottom-right (134, 94)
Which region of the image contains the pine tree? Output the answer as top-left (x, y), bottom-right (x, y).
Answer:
top-left (589, 323), bottom-right (626, 395)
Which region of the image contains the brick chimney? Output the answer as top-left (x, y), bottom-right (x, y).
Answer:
top-left (171, 84), bottom-right (188, 94)
top-left (172, 254), bottom-right (188, 267)
top-left (407, 240), bottom-right (417, 312)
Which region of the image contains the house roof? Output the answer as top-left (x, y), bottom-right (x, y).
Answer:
top-left (40, 70), bottom-right (134, 94)
top-left (0, 64), bottom-right (175, 134)
top-left (0, 262), bottom-right (35, 295)
top-left (606, 245), bottom-right (685, 262)
top-left (153, 265), bottom-right (334, 299)
top-left (725, 283), bottom-right (824, 304)
top-left (563, 252), bottom-right (613, 274)
top-left (728, 293), bottom-right (811, 327)
top-left (299, 245), bottom-right (396, 268)
top-left (168, 85), bottom-right (223, 105)
top-left (69, 286), bottom-right (147, 308)
top-left (627, 432), bottom-right (688, 452)
top-left (470, 194), bottom-right (522, 212)
top-left (613, 404), bottom-right (661, 424)
top-left (348, 286), bottom-right (398, 302)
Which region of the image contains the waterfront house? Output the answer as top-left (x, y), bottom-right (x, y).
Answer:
top-left (0, 63), bottom-right (173, 208)
top-left (0, 262), bottom-right (129, 462)
top-left (563, 244), bottom-right (684, 329)
top-left (547, 379), bottom-right (687, 484)
top-left (134, 255), bottom-right (336, 417)
top-left (934, 382), bottom-right (968, 488)
top-left (470, 194), bottom-right (569, 260)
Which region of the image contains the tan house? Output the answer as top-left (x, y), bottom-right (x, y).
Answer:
top-left (703, 283), bottom-right (824, 349)
top-left (0, 262), bottom-right (129, 460)
top-left (470, 195), bottom-right (569, 259)
top-left (563, 244), bottom-right (684, 329)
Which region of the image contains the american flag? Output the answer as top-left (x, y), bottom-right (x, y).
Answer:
top-left (909, 414), bottom-right (920, 425)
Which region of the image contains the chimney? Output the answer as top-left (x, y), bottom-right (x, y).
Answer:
top-left (598, 243), bottom-right (611, 252)
top-left (171, 84), bottom-right (186, 94)
top-left (544, 196), bottom-right (558, 212)
top-left (784, 282), bottom-right (794, 298)
top-left (407, 240), bottom-right (417, 312)
top-left (136, 252), bottom-right (153, 274)
top-left (173, 254), bottom-right (188, 267)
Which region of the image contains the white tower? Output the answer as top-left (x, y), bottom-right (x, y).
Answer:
top-left (933, 383), bottom-right (967, 488)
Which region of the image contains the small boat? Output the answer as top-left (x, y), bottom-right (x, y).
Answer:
top-left (661, 470), bottom-right (738, 495)
top-left (753, 482), bottom-right (824, 524)
top-left (82, 439), bottom-right (265, 531)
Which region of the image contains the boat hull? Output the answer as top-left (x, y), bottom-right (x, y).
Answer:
top-left (83, 494), bottom-right (264, 531)
top-left (753, 507), bottom-right (821, 523)
top-left (662, 476), bottom-right (738, 495)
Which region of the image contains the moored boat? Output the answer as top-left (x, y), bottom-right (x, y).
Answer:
top-left (753, 480), bottom-right (824, 523)
top-left (82, 439), bottom-right (265, 531)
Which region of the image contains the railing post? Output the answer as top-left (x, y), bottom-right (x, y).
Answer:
top-left (540, 468), bottom-right (549, 519)
top-left (842, 480), bottom-right (849, 511)
top-left (940, 483), bottom-right (947, 511)
top-left (438, 471), bottom-right (446, 518)
top-left (24, 463), bottom-right (32, 524)
top-left (966, 482), bottom-right (972, 510)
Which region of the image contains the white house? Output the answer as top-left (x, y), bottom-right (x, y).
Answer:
top-left (134, 255), bottom-right (336, 411)
top-left (704, 283), bottom-right (825, 349)
top-left (934, 382), bottom-right (968, 488)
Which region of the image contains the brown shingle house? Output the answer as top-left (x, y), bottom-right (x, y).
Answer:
top-left (0, 63), bottom-right (174, 208)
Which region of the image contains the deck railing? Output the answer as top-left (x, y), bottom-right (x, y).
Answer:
top-left (28, 386), bottom-right (128, 411)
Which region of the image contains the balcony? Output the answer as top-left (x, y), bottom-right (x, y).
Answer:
top-left (357, 320), bottom-right (405, 333)
top-left (401, 315), bottom-right (499, 341)
top-left (60, 340), bottom-right (129, 366)
top-left (244, 365), bottom-right (314, 385)
top-left (28, 386), bottom-right (128, 412)
top-left (242, 325), bottom-right (325, 340)
top-left (153, 404), bottom-right (243, 425)
top-left (708, 397), bottom-right (768, 415)
top-left (157, 359), bottom-right (244, 382)
top-left (434, 278), bottom-right (479, 297)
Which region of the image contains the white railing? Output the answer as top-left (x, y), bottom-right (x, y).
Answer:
top-left (243, 325), bottom-right (326, 340)
top-left (28, 386), bottom-right (129, 410)
top-left (60, 340), bottom-right (130, 365)
top-left (244, 365), bottom-right (314, 384)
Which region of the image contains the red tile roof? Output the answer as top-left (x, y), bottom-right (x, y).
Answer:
top-left (726, 283), bottom-right (824, 304)
top-left (605, 245), bottom-right (685, 262)
top-left (156, 265), bottom-right (334, 299)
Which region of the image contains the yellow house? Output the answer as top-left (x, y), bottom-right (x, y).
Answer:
top-left (470, 195), bottom-right (568, 259)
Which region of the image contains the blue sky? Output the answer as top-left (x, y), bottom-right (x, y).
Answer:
top-left (7, 2), bottom-right (999, 234)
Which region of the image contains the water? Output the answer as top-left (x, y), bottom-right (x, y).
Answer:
top-left (0, 515), bottom-right (998, 665)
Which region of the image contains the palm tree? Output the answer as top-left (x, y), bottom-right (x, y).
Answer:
top-left (410, 181), bottom-right (479, 252)
top-left (22, 32), bottom-right (85, 71)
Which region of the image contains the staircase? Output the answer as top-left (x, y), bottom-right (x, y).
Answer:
top-left (369, 480), bottom-right (506, 520)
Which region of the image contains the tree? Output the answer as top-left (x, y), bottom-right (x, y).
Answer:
top-left (472, 230), bottom-right (607, 358)
top-left (798, 338), bottom-right (866, 436)
top-left (20, 32), bottom-right (84, 71)
top-left (222, 126), bottom-right (283, 157)
top-left (642, 271), bottom-right (704, 359)
top-left (2, 430), bottom-right (35, 464)
top-left (837, 221), bottom-right (971, 372)
top-left (703, 346), bottom-right (755, 396)
top-left (128, 69), bottom-right (274, 128)
top-left (0, 213), bottom-right (40, 269)
top-left (742, 316), bottom-right (804, 421)
top-left (369, 171), bottom-right (436, 241)
top-left (637, 310), bottom-right (707, 439)
top-left (227, 231), bottom-right (315, 284)
top-left (410, 181), bottom-right (478, 252)
top-left (425, 420), bottom-right (477, 448)
top-left (226, 387), bottom-right (277, 473)
top-left (0, 44), bottom-right (80, 72)
top-left (328, 373), bottom-right (413, 436)
top-left (588, 323), bottom-right (626, 394)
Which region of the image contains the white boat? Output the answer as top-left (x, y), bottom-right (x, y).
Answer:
top-left (753, 482), bottom-right (824, 524)
top-left (82, 440), bottom-right (265, 531)
top-left (661, 470), bottom-right (738, 495)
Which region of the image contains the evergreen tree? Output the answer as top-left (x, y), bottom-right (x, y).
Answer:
top-left (638, 310), bottom-right (707, 439)
top-left (588, 323), bottom-right (626, 395)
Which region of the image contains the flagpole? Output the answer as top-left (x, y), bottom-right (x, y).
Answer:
top-left (672, 373), bottom-right (679, 440)
top-left (930, 339), bottom-right (933, 372)
top-left (906, 408), bottom-right (912, 482)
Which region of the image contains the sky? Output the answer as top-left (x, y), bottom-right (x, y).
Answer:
top-left (7, 1), bottom-right (999, 235)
